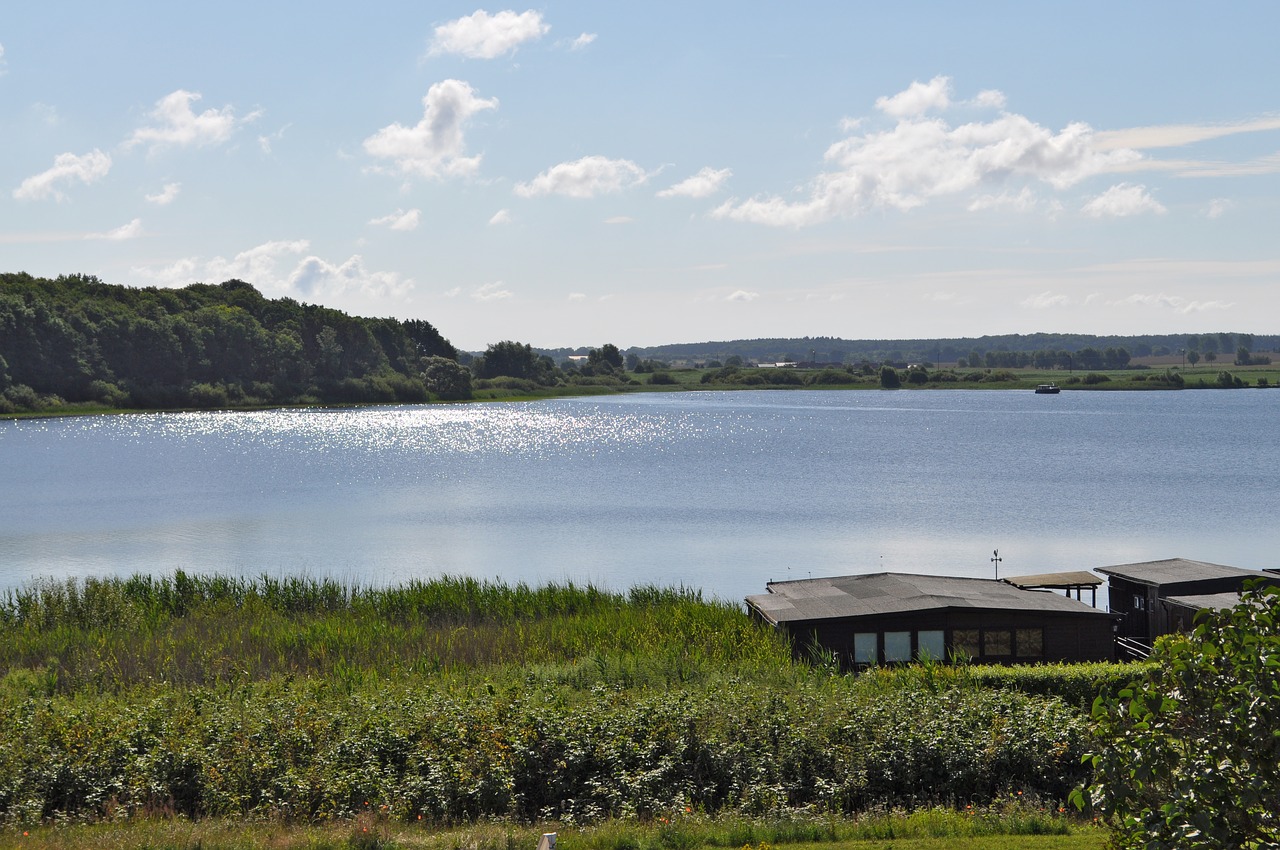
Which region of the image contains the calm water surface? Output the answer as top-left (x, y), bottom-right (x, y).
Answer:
top-left (2, 389), bottom-right (1277, 602)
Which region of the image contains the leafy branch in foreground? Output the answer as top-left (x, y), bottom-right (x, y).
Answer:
top-left (1074, 581), bottom-right (1280, 848)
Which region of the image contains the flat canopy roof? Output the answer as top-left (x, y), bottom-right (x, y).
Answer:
top-left (745, 572), bottom-right (1112, 626)
top-left (1002, 571), bottom-right (1103, 590)
top-left (1095, 558), bottom-right (1265, 586)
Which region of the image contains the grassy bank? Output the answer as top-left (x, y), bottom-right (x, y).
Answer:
top-left (0, 575), bottom-right (1138, 836)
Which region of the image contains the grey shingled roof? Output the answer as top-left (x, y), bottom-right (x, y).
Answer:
top-left (1164, 592), bottom-right (1244, 612)
top-left (745, 572), bottom-right (1111, 625)
top-left (1095, 558), bottom-right (1264, 587)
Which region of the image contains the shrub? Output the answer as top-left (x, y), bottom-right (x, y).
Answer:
top-left (1081, 373), bottom-right (1110, 385)
top-left (1077, 583), bottom-right (1280, 848)
top-left (648, 372), bottom-right (676, 385)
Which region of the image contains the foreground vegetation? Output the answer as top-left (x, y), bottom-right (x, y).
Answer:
top-left (0, 575), bottom-right (1129, 838)
top-left (9, 573), bottom-right (1276, 847)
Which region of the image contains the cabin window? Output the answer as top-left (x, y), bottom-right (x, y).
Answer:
top-left (1015, 628), bottom-right (1044, 658)
top-left (884, 631), bottom-right (912, 662)
top-left (982, 629), bottom-right (1012, 656)
top-left (1132, 594), bottom-right (1146, 611)
top-left (917, 630), bottom-right (946, 661)
top-left (853, 632), bottom-right (877, 665)
top-left (952, 629), bottom-right (980, 660)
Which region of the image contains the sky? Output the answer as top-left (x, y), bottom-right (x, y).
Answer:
top-left (2, 3), bottom-right (1278, 352)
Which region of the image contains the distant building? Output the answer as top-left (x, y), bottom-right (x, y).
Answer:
top-left (745, 572), bottom-right (1116, 667)
top-left (1096, 558), bottom-right (1277, 642)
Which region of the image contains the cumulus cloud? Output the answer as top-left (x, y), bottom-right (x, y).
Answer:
top-left (146, 182), bottom-right (182, 205)
top-left (712, 77), bottom-right (1143, 227)
top-left (875, 75), bottom-right (952, 118)
top-left (515, 155), bottom-right (648, 198)
top-left (369, 208), bottom-right (422, 231)
top-left (0, 43), bottom-right (7, 76)
top-left (1081, 183), bottom-right (1167, 217)
top-left (567, 292), bottom-right (587, 301)
top-left (488, 208), bottom-right (512, 225)
top-left (1205, 198), bottom-right (1234, 219)
top-left (1021, 291), bottom-right (1070, 309)
top-left (363, 79), bottom-right (497, 180)
top-left (1111, 293), bottom-right (1233, 313)
top-left (133, 239), bottom-right (411, 302)
top-left (472, 281), bottom-right (512, 301)
top-left (967, 186), bottom-right (1038, 212)
top-left (727, 290), bottom-right (760, 302)
top-left (429, 9), bottom-right (549, 59)
top-left (124, 90), bottom-right (258, 153)
top-left (658, 166), bottom-right (732, 199)
top-left (86, 218), bottom-right (144, 241)
top-left (569, 33), bottom-right (597, 50)
top-left (13, 149), bottom-right (112, 201)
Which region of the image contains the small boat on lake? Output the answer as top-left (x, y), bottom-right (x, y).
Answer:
top-left (1035, 383), bottom-right (1061, 394)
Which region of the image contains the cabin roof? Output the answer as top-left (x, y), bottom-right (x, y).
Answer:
top-left (1164, 591), bottom-right (1244, 612)
top-left (1095, 558), bottom-right (1263, 587)
top-left (745, 572), bottom-right (1111, 626)
top-left (1002, 571), bottom-right (1103, 590)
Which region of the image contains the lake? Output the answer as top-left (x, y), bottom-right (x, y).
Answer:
top-left (2, 389), bottom-right (1277, 604)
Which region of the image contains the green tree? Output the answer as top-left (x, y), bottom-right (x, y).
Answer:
top-left (879, 365), bottom-right (900, 388)
top-left (422, 356), bottom-right (472, 400)
top-left (588, 343), bottom-right (624, 371)
top-left (476, 340), bottom-right (539, 381)
top-left (1076, 582), bottom-right (1280, 848)
top-left (1186, 349), bottom-right (1201, 366)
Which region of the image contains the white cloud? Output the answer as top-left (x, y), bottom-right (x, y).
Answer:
top-left (712, 78), bottom-right (1143, 227)
top-left (258, 124), bottom-right (291, 155)
top-left (970, 89), bottom-right (1007, 110)
top-left (146, 182), bottom-right (182, 205)
top-left (567, 292), bottom-right (587, 301)
top-left (515, 155), bottom-right (648, 198)
top-left (1110, 293), bottom-right (1233, 313)
top-left (369, 208), bottom-right (422, 231)
top-left (124, 90), bottom-right (257, 152)
top-left (1205, 198), bottom-right (1234, 219)
top-left (657, 166), bottom-right (732, 199)
top-left (472, 281), bottom-right (512, 301)
top-left (288, 254), bottom-right (412, 300)
top-left (1021, 291), bottom-right (1069, 309)
top-left (1093, 117), bottom-right (1280, 151)
top-left (429, 9), bottom-right (549, 59)
top-left (31, 103), bottom-right (60, 126)
top-left (604, 216), bottom-right (634, 225)
top-left (569, 33), bottom-right (597, 50)
top-left (0, 43), bottom-right (7, 76)
top-left (727, 290), bottom-right (760, 302)
top-left (135, 239), bottom-right (411, 302)
top-left (966, 186), bottom-right (1038, 213)
top-left (1081, 183), bottom-right (1167, 218)
top-left (363, 79), bottom-right (497, 180)
top-left (86, 218), bottom-right (144, 241)
top-left (443, 286), bottom-right (462, 298)
top-left (488, 208), bottom-right (512, 225)
top-left (13, 149), bottom-right (112, 201)
top-left (875, 75), bottom-right (952, 118)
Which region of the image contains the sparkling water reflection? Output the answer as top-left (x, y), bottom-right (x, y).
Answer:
top-left (2, 390), bottom-right (1277, 602)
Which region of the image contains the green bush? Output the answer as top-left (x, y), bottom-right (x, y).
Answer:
top-left (1077, 583), bottom-right (1280, 848)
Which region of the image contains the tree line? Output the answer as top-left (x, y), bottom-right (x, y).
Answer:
top-left (0, 273), bottom-right (459, 412)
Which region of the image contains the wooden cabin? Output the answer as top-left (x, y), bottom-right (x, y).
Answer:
top-left (745, 572), bottom-right (1117, 667)
top-left (1096, 558), bottom-right (1277, 642)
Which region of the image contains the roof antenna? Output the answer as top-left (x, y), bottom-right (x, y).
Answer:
top-left (991, 549), bottom-right (1002, 580)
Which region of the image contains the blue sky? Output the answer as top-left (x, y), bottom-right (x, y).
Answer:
top-left (3, 3), bottom-right (1278, 351)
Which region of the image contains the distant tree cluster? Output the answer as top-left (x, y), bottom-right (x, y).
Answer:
top-left (0, 273), bottom-right (460, 413)
top-left (957, 347), bottom-right (1132, 370)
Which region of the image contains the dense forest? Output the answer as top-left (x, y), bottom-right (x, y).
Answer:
top-left (0, 272), bottom-right (460, 412)
top-left (617, 331), bottom-right (1278, 367)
